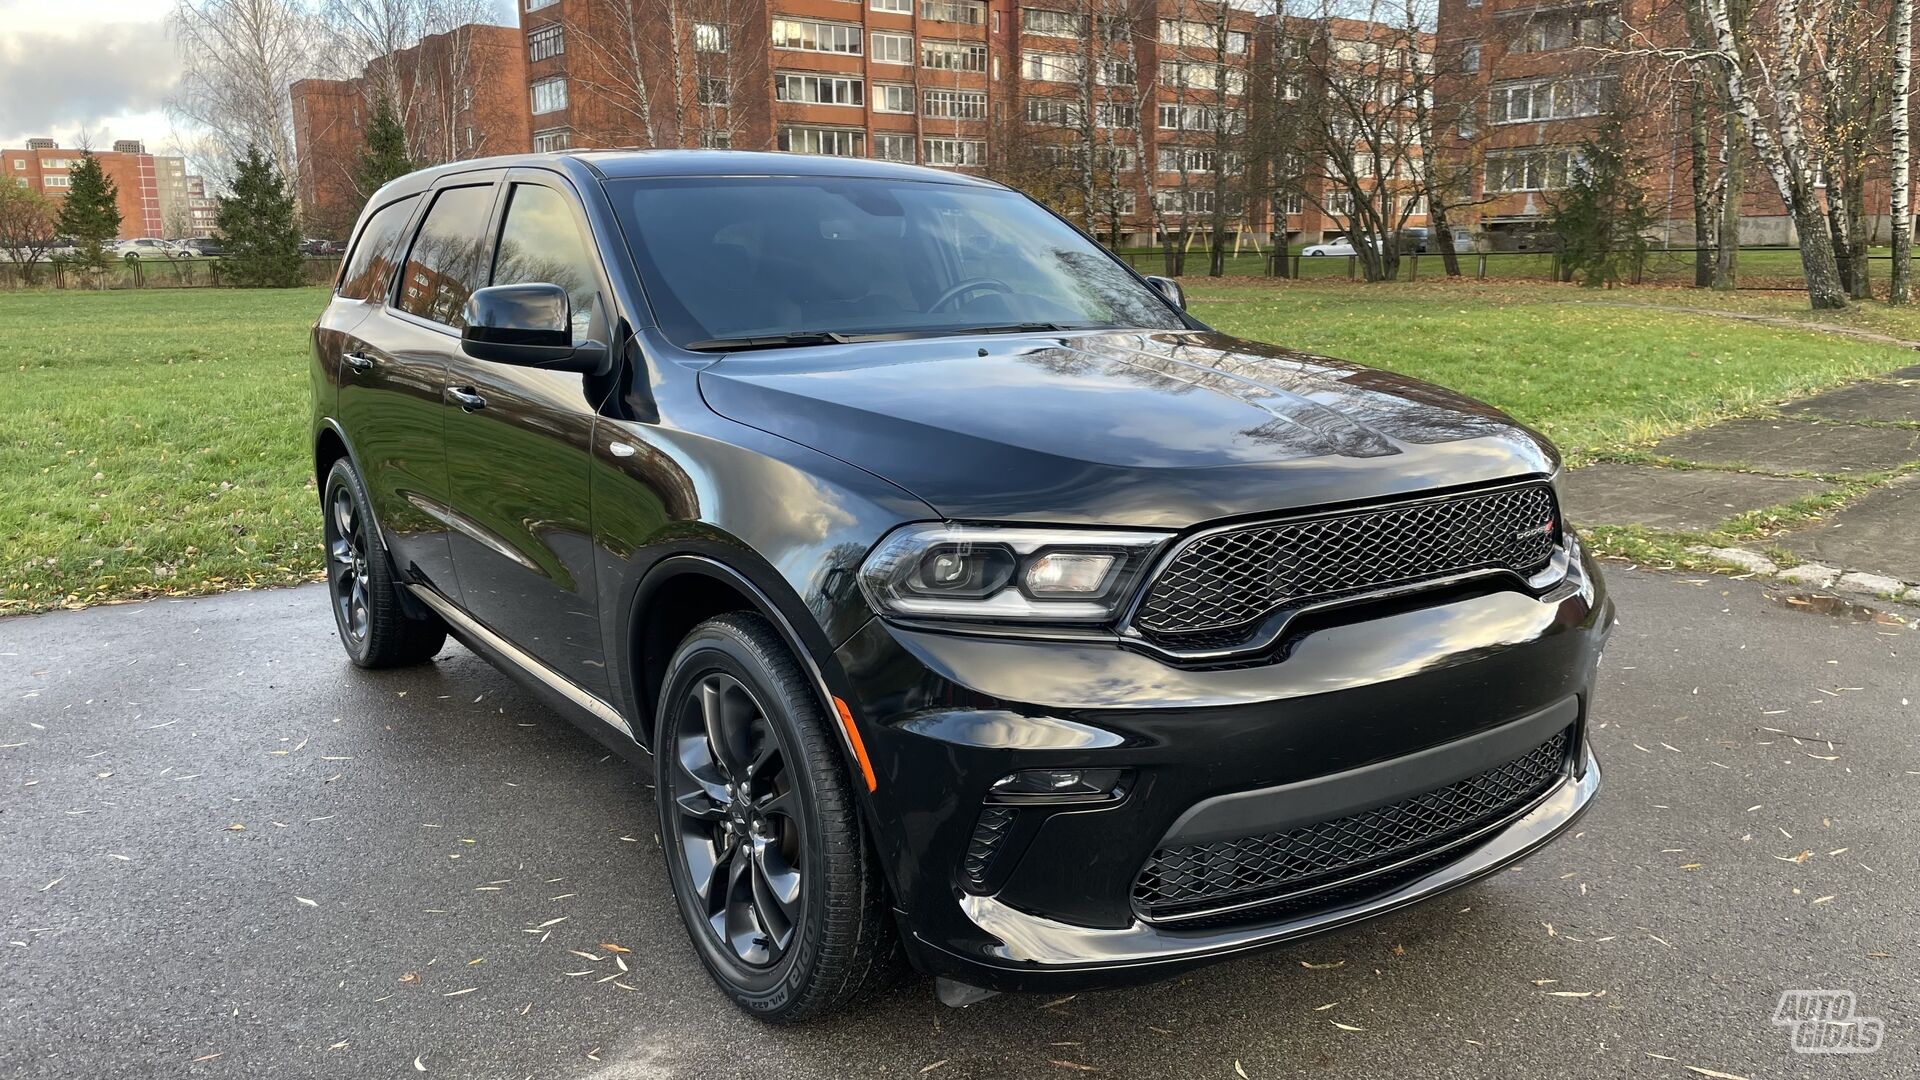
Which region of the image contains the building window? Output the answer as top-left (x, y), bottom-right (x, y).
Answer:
top-left (771, 18), bottom-right (862, 54)
top-left (1021, 50), bottom-right (1080, 82)
top-left (1024, 97), bottom-right (1078, 125)
top-left (531, 77), bottom-right (568, 115)
top-left (1461, 42), bottom-right (1480, 73)
top-left (42, 175), bottom-right (71, 189)
top-left (1485, 147), bottom-right (1580, 192)
top-left (778, 125), bottom-right (864, 156)
top-left (776, 72), bottom-right (864, 106)
top-left (871, 30), bottom-right (914, 63)
top-left (1158, 103), bottom-right (1241, 132)
top-left (1155, 189), bottom-right (1216, 214)
top-left (526, 0), bottom-right (556, 9)
top-left (1021, 7), bottom-right (1083, 37)
top-left (528, 23), bottom-right (564, 62)
top-left (874, 133), bottom-right (915, 161)
top-left (922, 137), bottom-right (985, 167)
top-left (1094, 102), bottom-right (1138, 128)
top-left (699, 76), bottom-right (731, 105)
top-left (702, 130), bottom-right (733, 148)
top-left (1158, 19), bottom-right (1247, 54)
top-left (1160, 60), bottom-right (1246, 95)
top-left (920, 0), bottom-right (984, 23)
top-left (873, 83), bottom-right (914, 112)
top-left (872, 0), bottom-right (911, 10)
top-left (1489, 76), bottom-right (1614, 123)
top-left (923, 89), bottom-right (987, 120)
top-left (922, 39), bottom-right (987, 71)
top-left (694, 22), bottom-right (727, 51)
top-left (533, 128), bottom-right (571, 153)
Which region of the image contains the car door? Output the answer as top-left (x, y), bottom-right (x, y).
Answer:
top-left (326, 191), bottom-right (472, 595)
top-left (441, 170), bottom-right (612, 697)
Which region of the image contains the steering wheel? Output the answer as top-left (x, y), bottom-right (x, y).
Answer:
top-left (930, 277), bottom-right (1015, 312)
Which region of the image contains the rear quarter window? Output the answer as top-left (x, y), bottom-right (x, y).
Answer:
top-left (336, 195), bottom-right (421, 301)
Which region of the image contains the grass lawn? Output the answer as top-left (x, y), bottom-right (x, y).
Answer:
top-left (3, 277), bottom-right (1917, 613)
top-left (0, 287), bottom-right (331, 613)
top-left (1187, 278), bottom-right (1920, 455)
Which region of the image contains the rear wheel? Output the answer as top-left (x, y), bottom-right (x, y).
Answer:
top-left (655, 613), bottom-right (900, 1022)
top-left (321, 458), bottom-right (446, 668)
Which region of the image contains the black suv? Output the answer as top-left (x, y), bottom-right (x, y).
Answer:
top-left (310, 151), bottom-right (1608, 1021)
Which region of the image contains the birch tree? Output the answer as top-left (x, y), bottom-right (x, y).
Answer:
top-left (1892, 0), bottom-right (1913, 304)
top-left (169, 0), bottom-right (320, 190)
top-left (1700, 0), bottom-right (1848, 309)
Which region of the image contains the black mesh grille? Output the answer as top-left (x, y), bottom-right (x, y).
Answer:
top-left (1134, 484), bottom-right (1559, 643)
top-left (1133, 728), bottom-right (1571, 920)
top-left (962, 805), bottom-right (1019, 892)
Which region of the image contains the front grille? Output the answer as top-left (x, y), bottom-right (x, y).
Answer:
top-left (1133, 483), bottom-right (1559, 646)
top-left (1133, 728), bottom-right (1571, 921)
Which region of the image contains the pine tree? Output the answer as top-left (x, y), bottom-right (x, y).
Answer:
top-left (1548, 111), bottom-right (1659, 289)
top-left (55, 152), bottom-right (122, 273)
top-left (216, 145), bottom-right (305, 288)
top-left (354, 96), bottom-right (412, 201)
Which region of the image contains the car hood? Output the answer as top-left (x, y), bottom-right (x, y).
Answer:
top-left (696, 330), bottom-right (1559, 528)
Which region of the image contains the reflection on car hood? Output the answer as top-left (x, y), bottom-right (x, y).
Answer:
top-left (696, 329), bottom-right (1559, 528)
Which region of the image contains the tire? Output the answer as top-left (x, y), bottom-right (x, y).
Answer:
top-left (655, 613), bottom-right (900, 1022)
top-left (321, 458), bottom-right (446, 668)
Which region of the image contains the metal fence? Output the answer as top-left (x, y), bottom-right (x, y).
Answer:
top-left (0, 256), bottom-right (343, 291)
top-left (1108, 244), bottom-right (1912, 296)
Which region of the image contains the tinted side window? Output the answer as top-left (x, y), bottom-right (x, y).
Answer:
top-left (396, 184), bottom-right (496, 328)
top-left (336, 194), bottom-right (419, 301)
top-left (492, 183), bottom-right (601, 345)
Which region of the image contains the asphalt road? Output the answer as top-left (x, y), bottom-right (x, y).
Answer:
top-left (3, 568), bottom-right (1916, 1079)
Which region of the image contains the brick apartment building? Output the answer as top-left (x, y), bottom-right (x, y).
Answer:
top-left (291, 23), bottom-right (532, 238)
top-left (289, 3), bottom-right (1436, 247)
top-left (516, 0), bottom-right (1305, 244)
top-left (1, 139), bottom-right (218, 240)
top-left (1430, 0), bottom-right (1827, 247)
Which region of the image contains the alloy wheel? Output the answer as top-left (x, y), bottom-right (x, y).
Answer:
top-left (667, 671), bottom-right (807, 969)
top-left (326, 484), bottom-right (371, 645)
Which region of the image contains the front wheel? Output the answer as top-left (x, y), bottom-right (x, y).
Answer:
top-left (655, 613), bottom-right (900, 1022)
top-left (321, 458), bottom-right (446, 667)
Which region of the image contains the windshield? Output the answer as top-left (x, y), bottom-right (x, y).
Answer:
top-left (608, 176), bottom-right (1186, 348)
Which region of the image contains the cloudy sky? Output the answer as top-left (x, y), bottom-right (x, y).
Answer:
top-left (0, 0), bottom-right (513, 155)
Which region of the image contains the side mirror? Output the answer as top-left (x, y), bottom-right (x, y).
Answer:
top-left (1145, 275), bottom-right (1185, 310)
top-left (461, 283), bottom-right (609, 374)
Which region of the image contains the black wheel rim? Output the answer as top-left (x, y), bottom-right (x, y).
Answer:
top-left (667, 671), bottom-right (805, 969)
top-left (325, 484), bottom-right (371, 646)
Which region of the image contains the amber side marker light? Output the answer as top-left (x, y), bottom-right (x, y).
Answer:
top-left (832, 696), bottom-right (879, 792)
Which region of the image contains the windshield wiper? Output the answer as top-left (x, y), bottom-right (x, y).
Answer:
top-left (682, 331), bottom-right (858, 352)
top-left (935, 322), bottom-right (1074, 336)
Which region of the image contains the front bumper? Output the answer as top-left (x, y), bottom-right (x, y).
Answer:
top-left (833, 544), bottom-right (1611, 992)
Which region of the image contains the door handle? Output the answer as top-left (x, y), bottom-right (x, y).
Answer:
top-left (446, 386), bottom-right (487, 412)
top-left (342, 351), bottom-right (375, 373)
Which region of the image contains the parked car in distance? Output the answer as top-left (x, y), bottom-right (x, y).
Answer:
top-left (312, 150), bottom-right (1608, 1023)
top-left (1300, 236), bottom-right (1379, 257)
top-left (109, 238), bottom-right (181, 260)
top-left (181, 237), bottom-right (229, 257)
top-left (301, 238), bottom-right (347, 256)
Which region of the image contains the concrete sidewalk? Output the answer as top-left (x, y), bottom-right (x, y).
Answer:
top-left (1562, 363), bottom-right (1920, 601)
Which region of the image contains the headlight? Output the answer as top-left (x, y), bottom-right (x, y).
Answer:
top-left (858, 523), bottom-right (1173, 624)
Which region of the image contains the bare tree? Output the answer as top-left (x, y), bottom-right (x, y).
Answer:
top-left (321, 0), bottom-right (502, 165)
top-left (0, 182), bottom-right (60, 285)
top-left (1296, 0), bottom-right (1429, 281)
top-left (1700, 0), bottom-right (1848, 309)
top-left (688, 0), bottom-right (767, 148)
top-left (169, 0), bottom-right (320, 189)
top-left (561, 1), bottom-right (665, 146)
top-left (1895, 0), bottom-right (1914, 303)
